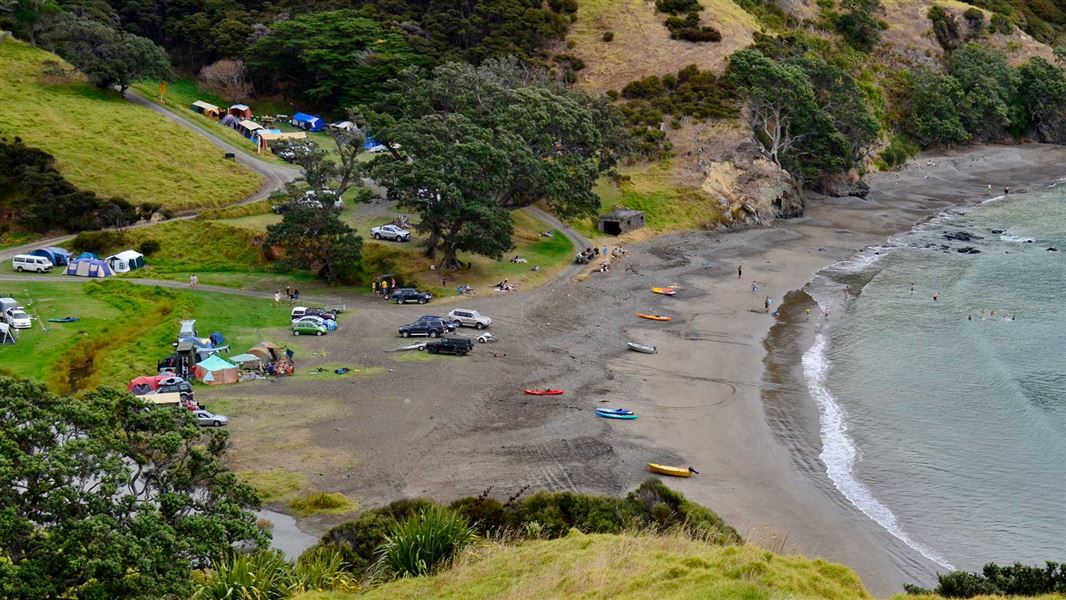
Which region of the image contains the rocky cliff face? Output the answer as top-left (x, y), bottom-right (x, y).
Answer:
top-left (699, 157), bottom-right (804, 224)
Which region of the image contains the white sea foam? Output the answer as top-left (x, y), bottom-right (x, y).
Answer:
top-left (802, 334), bottom-right (956, 570)
top-left (1000, 233), bottom-right (1036, 244)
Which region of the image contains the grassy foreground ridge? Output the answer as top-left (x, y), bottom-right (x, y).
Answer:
top-left (0, 38), bottom-right (260, 210)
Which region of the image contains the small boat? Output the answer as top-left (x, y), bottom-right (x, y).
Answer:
top-left (637, 313), bottom-right (672, 321)
top-left (648, 463), bottom-right (696, 478)
top-left (627, 342), bottom-right (657, 354)
top-left (651, 287), bottom-right (676, 296)
top-left (596, 408), bottom-right (634, 416)
top-left (48, 316), bottom-right (80, 323)
top-left (524, 389), bottom-right (565, 396)
top-left (392, 342), bottom-right (427, 352)
top-left (597, 410), bottom-right (637, 420)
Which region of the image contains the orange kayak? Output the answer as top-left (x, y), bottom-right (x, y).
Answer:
top-left (524, 389), bottom-right (565, 396)
top-left (651, 287), bottom-right (676, 296)
top-left (637, 313), bottom-right (672, 321)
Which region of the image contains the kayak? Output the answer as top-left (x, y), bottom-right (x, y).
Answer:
top-left (651, 287), bottom-right (676, 296)
top-left (627, 342), bottom-right (657, 354)
top-left (637, 313), bottom-right (672, 321)
top-left (48, 317), bottom-right (80, 323)
top-left (524, 389), bottom-right (565, 396)
top-left (596, 408), bottom-right (634, 416)
top-left (597, 411), bottom-right (637, 420)
top-left (648, 463), bottom-right (694, 478)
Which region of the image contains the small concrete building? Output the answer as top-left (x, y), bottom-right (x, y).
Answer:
top-left (597, 208), bottom-right (646, 235)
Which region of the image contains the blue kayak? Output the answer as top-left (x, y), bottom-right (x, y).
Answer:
top-left (596, 408), bottom-right (634, 416)
top-left (596, 410), bottom-right (637, 420)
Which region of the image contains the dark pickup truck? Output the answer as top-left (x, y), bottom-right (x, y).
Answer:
top-left (426, 337), bottom-right (474, 356)
top-left (399, 317), bottom-right (449, 338)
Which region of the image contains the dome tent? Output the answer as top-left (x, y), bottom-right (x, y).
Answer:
top-left (194, 355), bottom-right (239, 385)
top-left (65, 258), bottom-right (114, 278)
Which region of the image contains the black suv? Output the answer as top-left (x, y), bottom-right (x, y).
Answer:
top-left (419, 315), bottom-right (459, 332)
top-left (385, 287), bottom-right (432, 304)
top-left (426, 336), bottom-right (473, 356)
top-left (157, 381), bottom-right (194, 400)
top-left (399, 317), bottom-right (448, 338)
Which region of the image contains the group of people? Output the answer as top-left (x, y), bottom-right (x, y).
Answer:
top-left (968, 309), bottom-right (1016, 321)
top-left (456, 284), bottom-right (474, 295)
top-left (495, 279), bottom-right (516, 292)
top-left (273, 287), bottom-right (301, 304)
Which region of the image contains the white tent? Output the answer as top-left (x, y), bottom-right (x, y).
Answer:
top-left (106, 249), bottom-right (145, 273)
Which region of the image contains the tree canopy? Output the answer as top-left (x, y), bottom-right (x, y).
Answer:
top-left (361, 58), bottom-right (626, 268)
top-left (0, 378), bottom-right (265, 599)
top-left (44, 14), bottom-right (170, 93)
top-left (894, 66), bottom-right (970, 146)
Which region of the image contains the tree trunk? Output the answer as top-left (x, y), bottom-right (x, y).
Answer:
top-left (422, 228), bottom-right (440, 259)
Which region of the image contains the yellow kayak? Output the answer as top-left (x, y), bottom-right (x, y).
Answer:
top-left (651, 287), bottom-right (677, 296)
top-left (648, 463), bottom-right (694, 478)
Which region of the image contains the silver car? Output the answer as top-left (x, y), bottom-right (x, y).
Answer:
top-left (370, 224), bottom-right (411, 241)
top-left (448, 309), bottom-right (492, 329)
top-left (193, 409), bottom-right (228, 427)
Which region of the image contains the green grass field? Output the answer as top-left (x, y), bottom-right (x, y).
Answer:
top-left (571, 161), bottom-right (722, 238)
top-left (0, 38), bottom-right (261, 211)
top-left (0, 280), bottom-right (291, 392)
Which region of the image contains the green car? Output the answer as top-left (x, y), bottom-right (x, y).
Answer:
top-left (291, 317), bottom-right (328, 336)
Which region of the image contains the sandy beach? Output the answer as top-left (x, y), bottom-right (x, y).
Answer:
top-left (200, 143), bottom-right (1066, 597)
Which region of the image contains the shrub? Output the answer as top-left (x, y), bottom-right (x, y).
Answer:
top-left (602, 31), bottom-right (614, 42)
top-left (989, 12), bottom-right (1011, 34)
top-left (655, 0), bottom-right (701, 13)
top-left (293, 547), bottom-right (359, 592)
top-left (665, 12), bottom-right (722, 42)
top-left (193, 548), bottom-right (357, 599)
top-left (963, 7), bottom-right (984, 34)
top-left (314, 498), bottom-right (435, 575)
top-left (138, 239), bottom-right (162, 256)
top-left (622, 76), bottom-right (665, 99)
top-left (905, 561), bottom-right (1066, 597)
top-left (374, 507), bottom-right (477, 579)
top-left (548, 0), bottom-right (578, 13)
top-left (70, 230), bottom-right (126, 255)
top-left (875, 135), bottom-right (919, 170)
top-left (290, 492), bottom-right (357, 515)
top-left (928, 5), bottom-right (963, 51)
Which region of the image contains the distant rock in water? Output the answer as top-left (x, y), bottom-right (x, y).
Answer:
top-left (945, 231), bottom-right (981, 242)
top-left (990, 229), bottom-right (1005, 235)
top-left (957, 246), bottom-right (981, 254)
top-left (1048, 247), bottom-right (1059, 252)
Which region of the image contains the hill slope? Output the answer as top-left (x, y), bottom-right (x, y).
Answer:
top-left (0, 38), bottom-right (260, 211)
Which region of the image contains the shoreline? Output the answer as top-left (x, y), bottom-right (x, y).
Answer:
top-left (605, 143), bottom-right (1066, 596)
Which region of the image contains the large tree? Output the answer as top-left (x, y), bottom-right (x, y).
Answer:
top-left (0, 0), bottom-right (60, 45)
top-left (360, 58), bottom-right (626, 269)
top-left (948, 43), bottom-right (1020, 140)
top-left (0, 378), bottom-right (265, 599)
top-left (1018, 56), bottom-right (1066, 144)
top-left (246, 10), bottom-right (423, 109)
top-left (46, 15), bottom-right (170, 94)
top-left (265, 205), bottom-right (363, 283)
top-left (894, 66), bottom-right (969, 146)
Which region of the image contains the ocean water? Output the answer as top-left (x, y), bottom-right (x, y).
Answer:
top-left (806, 184), bottom-right (1066, 572)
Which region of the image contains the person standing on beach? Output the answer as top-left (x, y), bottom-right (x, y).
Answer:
top-left (844, 286), bottom-right (850, 300)
top-left (764, 296), bottom-right (771, 313)
top-left (751, 282), bottom-right (758, 295)
top-left (738, 265), bottom-right (742, 279)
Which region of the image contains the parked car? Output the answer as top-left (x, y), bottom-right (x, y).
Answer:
top-left (419, 315), bottom-right (459, 332)
top-left (4, 307), bottom-right (32, 329)
top-left (447, 309), bottom-right (492, 329)
top-left (426, 336), bottom-right (474, 356)
top-left (156, 380), bottom-right (194, 401)
top-left (303, 189), bottom-right (343, 209)
top-left (12, 254), bottom-right (53, 273)
top-left (399, 317), bottom-right (449, 338)
top-left (385, 288), bottom-right (432, 304)
top-left (193, 409), bottom-right (228, 427)
top-left (290, 306), bottom-right (337, 321)
top-left (370, 224), bottom-right (411, 242)
top-left (292, 317), bottom-right (328, 336)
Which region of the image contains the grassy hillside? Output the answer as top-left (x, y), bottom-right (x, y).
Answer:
top-left (569, 0), bottom-right (761, 93)
top-left (295, 531), bottom-right (873, 599)
top-left (0, 38), bottom-right (261, 211)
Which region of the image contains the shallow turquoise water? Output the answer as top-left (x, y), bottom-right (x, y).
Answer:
top-left (810, 185), bottom-right (1065, 571)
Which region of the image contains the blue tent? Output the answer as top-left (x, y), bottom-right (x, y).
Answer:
top-left (65, 258), bottom-right (114, 278)
top-left (363, 137), bottom-right (380, 151)
top-left (77, 252), bottom-right (98, 260)
top-left (30, 247), bottom-right (71, 266)
top-left (291, 112), bottom-right (325, 132)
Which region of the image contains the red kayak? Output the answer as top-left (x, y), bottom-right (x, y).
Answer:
top-left (524, 389), bottom-right (565, 396)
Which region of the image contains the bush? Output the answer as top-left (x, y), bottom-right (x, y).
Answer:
top-left (664, 12), bottom-right (722, 42)
top-left (655, 0), bottom-right (701, 13)
top-left (602, 31), bottom-right (614, 42)
top-left (193, 548), bottom-right (357, 599)
top-left (989, 12), bottom-right (1011, 34)
top-left (290, 492), bottom-right (357, 515)
top-left (622, 75), bottom-right (665, 99)
top-left (876, 135), bottom-right (920, 170)
top-left (548, 0), bottom-right (578, 13)
top-left (928, 5), bottom-right (963, 50)
top-left (138, 239), bottom-right (162, 256)
top-left (905, 561), bottom-right (1066, 597)
top-left (963, 7), bottom-right (984, 34)
top-left (314, 498), bottom-right (435, 575)
top-left (70, 230), bottom-right (126, 255)
top-left (374, 507), bottom-right (477, 579)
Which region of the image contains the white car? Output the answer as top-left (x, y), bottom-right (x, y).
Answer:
top-left (4, 308), bottom-right (32, 329)
top-left (193, 409), bottom-right (228, 427)
top-left (303, 189), bottom-right (343, 209)
top-left (448, 309), bottom-right (492, 330)
top-left (370, 224), bottom-right (411, 242)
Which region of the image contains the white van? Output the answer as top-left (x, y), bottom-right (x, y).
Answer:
top-left (12, 255), bottom-right (53, 273)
